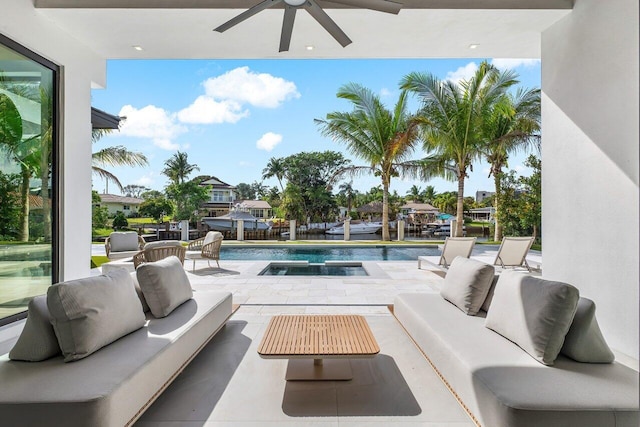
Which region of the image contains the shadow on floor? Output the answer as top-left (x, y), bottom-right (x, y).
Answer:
top-left (282, 354), bottom-right (422, 417)
top-left (135, 320), bottom-right (251, 425)
top-left (188, 267), bottom-right (241, 277)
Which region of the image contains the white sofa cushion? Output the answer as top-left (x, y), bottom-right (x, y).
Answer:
top-left (561, 297), bottom-right (615, 363)
top-left (47, 269), bottom-right (146, 362)
top-left (9, 296), bottom-right (60, 362)
top-left (136, 256), bottom-right (193, 318)
top-left (130, 272), bottom-right (150, 312)
top-left (440, 257), bottom-right (495, 315)
top-left (485, 270), bottom-right (580, 365)
top-left (109, 231), bottom-right (140, 252)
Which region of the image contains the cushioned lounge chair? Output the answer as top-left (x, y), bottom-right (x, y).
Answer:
top-left (418, 237), bottom-right (476, 270)
top-left (185, 231), bottom-right (223, 271)
top-left (494, 236), bottom-right (535, 271)
top-left (105, 231), bottom-right (146, 260)
top-left (132, 240), bottom-right (186, 268)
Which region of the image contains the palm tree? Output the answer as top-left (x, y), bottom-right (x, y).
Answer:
top-left (406, 184), bottom-right (422, 202)
top-left (92, 130), bottom-right (149, 192)
top-left (423, 185), bottom-right (437, 205)
top-left (338, 181), bottom-right (356, 213)
top-left (262, 157), bottom-right (286, 192)
top-left (402, 61), bottom-right (518, 237)
top-left (483, 87), bottom-right (541, 241)
top-left (315, 83), bottom-right (428, 241)
top-left (161, 151), bottom-right (199, 185)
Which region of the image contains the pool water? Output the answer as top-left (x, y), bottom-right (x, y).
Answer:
top-left (260, 263), bottom-right (368, 276)
top-left (220, 245), bottom-right (438, 262)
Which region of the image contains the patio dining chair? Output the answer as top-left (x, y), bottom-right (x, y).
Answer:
top-left (185, 231), bottom-right (224, 271)
top-left (132, 240), bottom-right (186, 268)
top-left (105, 231), bottom-right (146, 260)
top-left (418, 237), bottom-right (476, 270)
top-left (494, 236), bottom-right (535, 271)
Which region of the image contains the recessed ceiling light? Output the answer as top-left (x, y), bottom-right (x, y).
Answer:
top-left (132, 45), bottom-right (144, 51)
top-left (306, 45), bottom-right (314, 51)
top-left (469, 44), bottom-right (479, 49)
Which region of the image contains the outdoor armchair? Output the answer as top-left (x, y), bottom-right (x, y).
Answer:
top-left (185, 231), bottom-right (224, 271)
top-left (105, 231), bottom-right (146, 260)
top-left (418, 237), bottom-right (476, 270)
top-left (132, 240), bottom-right (186, 268)
top-left (494, 236), bottom-right (535, 271)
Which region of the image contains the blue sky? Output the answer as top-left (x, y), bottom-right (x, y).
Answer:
top-left (91, 58), bottom-right (541, 198)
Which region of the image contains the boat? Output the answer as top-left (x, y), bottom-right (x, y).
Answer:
top-left (325, 221), bottom-right (383, 235)
top-left (201, 210), bottom-right (270, 232)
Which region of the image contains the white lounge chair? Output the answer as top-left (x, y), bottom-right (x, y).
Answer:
top-left (105, 231), bottom-right (146, 260)
top-left (418, 237), bottom-right (476, 270)
top-left (494, 236), bottom-right (535, 271)
top-left (185, 231), bottom-right (223, 271)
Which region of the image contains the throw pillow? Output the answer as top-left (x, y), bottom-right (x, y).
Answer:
top-left (485, 270), bottom-right (580, 365)
top-left (9, 295), bottom-right (61, 362)
top-left (136, 256), bottom-right (193, 318)
top-left (130, 272), bottom-right (150, 313)
top-left (109, 231), bottom-right (140, 252)
top-left (480, 275), bottom-right (500, 312)
top-left (47, 269), bottom-right (146, 362)
top-left (440, 257), bottom-right (495, 315)
top-left (561, 297), bottom-right (615, 363)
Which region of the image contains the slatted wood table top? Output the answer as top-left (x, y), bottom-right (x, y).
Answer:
top-left (258, 315), bottom-right (380, 359)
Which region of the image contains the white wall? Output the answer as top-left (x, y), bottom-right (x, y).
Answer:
top-left (542, 0), bottom-right (639, 359)
top-left (2, 0), bottom-right (106, 280)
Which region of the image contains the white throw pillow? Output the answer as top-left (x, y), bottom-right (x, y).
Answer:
top-left (109, 231), bottom-right (140, 252)
top-left (485, 270), bottom-right (580, 365)
top-left (440, 257), bottom-right (495, 315)
top-left (130, 272), bottom-right (150, 312)
top-left (9, 296), bottom-right (61, 362)
top-left (561, 297), bottom-right (615, 363)
top-left (136, 256), bottom-right (193, 318)
top-left (47, 269), bottom-right (146, 362)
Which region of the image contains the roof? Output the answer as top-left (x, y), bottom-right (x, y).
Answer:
top-left (357, 201), bottom-right (384, 213)
top-left (91, 107), bottom-right (121, 129)
top-left (469, 207), bottom-right (496, 213)
top-left (236, 200), bottom-right (272, 209)
top-left (400, 202), bottom-right (438, 212)
top-left (200, 176), bottom-right (234, 188)
top-left (28, 194), bottom-right (48, 210)
top-left (99, 193), bottom-right (144, 205)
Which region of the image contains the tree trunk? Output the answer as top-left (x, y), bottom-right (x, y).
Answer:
top-left (455, 174), bottom-right (465, 237)
top-left (41, 144), bottom-right (51, 243)
top-left (382, 178), bottom-right (390, 241)
top-left (19, 167), bottom-right (30, 242)
top-left (493, 173), bottom-right (503, 242)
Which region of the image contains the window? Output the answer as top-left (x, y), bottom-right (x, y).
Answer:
top-left (123, 205), bottom-right (130, 210)
top-left (0, 34), bottom-right (58, 325)
top-left (211, 190), bottom-right (230, 203)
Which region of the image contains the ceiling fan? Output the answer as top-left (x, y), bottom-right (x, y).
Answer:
top-left (214, 0), bottom-right (402, 52)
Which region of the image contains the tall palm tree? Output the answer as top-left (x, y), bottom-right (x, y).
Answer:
top-left (92, 129), bottom-right (149, 192)
top-left (483, 87), bottom-right (541, 241)
top-left (406, 184), bottom-right (422, 202)
top-left (423, 185), bottom-right (437, 205)
top-left (262, 157), bottom-right (286, 192)
top-left (315, 83), bottom-right (428, 241)
top-left (338, 180), bottom-right (356, 213)
top-left (161, 151), bottom-right (199, 185)
top-left (402, 61), bottom-right (518, 237)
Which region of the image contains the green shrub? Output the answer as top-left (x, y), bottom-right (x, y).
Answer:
top-left (112, 211), bottom-right (128, 230)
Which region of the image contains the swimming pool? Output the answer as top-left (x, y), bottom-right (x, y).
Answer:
top-left (219, 245), bottom-right (438, 263)
top-left (259, 262), bottom-right (369, 276)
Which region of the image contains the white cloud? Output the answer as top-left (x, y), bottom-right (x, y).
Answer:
top-left (256, 132), bottom-right (282, 152)
top-left (491, 58), bottom-right (540, 70)
top-left (203, 66), bottom-right (300, 108)
top-left (445, 62), bottom-right (478, 84)
top-left (118, 105), bottom-right (185, 150)
top-left (135, 173), bottom-right (155, 187)
top-left (177, 96), bottom-right (248, 124)
top-left (238, 161), bottom-right (252, 167)
top-left (380, 88), bottom-right (392, 97)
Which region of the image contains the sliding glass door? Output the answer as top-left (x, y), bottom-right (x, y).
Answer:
top-left (0, 34), bottom-right (58, 324)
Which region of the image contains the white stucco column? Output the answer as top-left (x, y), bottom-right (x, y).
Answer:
top-left (344, 218), bottom-right (350, 241)
top-left (289, 220), bottom-right (296, 241)
top-left (237, 220), bottom-right (244, 241)
top-left (397, 220), bottom-right (405, 241)
top-left (180, 220), bottom-right (189, 241)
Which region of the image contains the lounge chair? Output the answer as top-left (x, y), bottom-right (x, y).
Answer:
top-left (494, 236), bottom-right (535, 271)
top-left (418, 237), bottom-right (476, 270)
top-left (132, 240), bottom-right (186, 268)
top-left (185, 231), bottom-right (224, 271)
top-left (105, 231), bottom-right (146, 260)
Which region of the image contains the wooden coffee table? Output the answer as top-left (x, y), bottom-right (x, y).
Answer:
top-left (258, 314), bottom-right (379, 380)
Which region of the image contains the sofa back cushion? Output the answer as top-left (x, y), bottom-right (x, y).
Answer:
top-left (9, 295), bottom-right (61, 361)
top-left (480, 275), bottom-right (500, 312)
top-left (561, 297), bottom-right (615, 363)
top-left (109, 231), bottom-right (140, 252)
top-left (485, 270), bottom-right (579, 365)
top-left (47, 269), bottom-right (146, 362)
top-left (130, 272), bottom-right (151, 312)
top-left (143, 240), bottom-right (183, 250)
top-left (440, 257), bottom-right (495, 315)
top-left (136, 256), bottom-right (193, 318)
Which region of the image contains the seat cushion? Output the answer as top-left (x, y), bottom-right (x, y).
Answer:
top-left (47, 269), bottom-right (146, 362)
top-left (440, 257), bottom-right (494, 315)
top-left (9, 296), bottom-right (61, 362)
top-left (485, 271), bottom-right (580, 365)
top-left (109, 232), bottom-right (140, 252)
top-left (136, 256), bottom-right (193, 318)
top-left (561, 297), bottom-right (615, 363)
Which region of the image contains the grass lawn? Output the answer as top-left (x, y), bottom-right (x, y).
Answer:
top-left (91, 255), bottom-right (109, 268)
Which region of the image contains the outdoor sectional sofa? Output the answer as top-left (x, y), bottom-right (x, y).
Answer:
top-left (394, 258), bottom-right (639, 427)
top-left (0, 258), bottom-right (233, 426)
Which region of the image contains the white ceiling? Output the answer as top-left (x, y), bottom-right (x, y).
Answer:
top-left (34, 0), bottom-right (572, 59)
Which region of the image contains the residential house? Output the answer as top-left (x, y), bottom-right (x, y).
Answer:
top-left (199, 177), bottom-right (236, 217)
top-left (98, 194), bottom-right (143, 216)
top-left (475, 190), bottom-right (495, 204)
top-left (400, 202), bottom-right (439, 224)
top-left (235, 200), bottom-right (272, 219)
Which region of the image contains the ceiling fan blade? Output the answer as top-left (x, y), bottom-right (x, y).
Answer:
top-left (323, 0), bottom-right (402, 14)
top-left (279, 6), bottom-right (297, 52)
top-left (214, 0), bottom-right (283, 33)
top-left (305, 0), bottom-right (352, 47)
